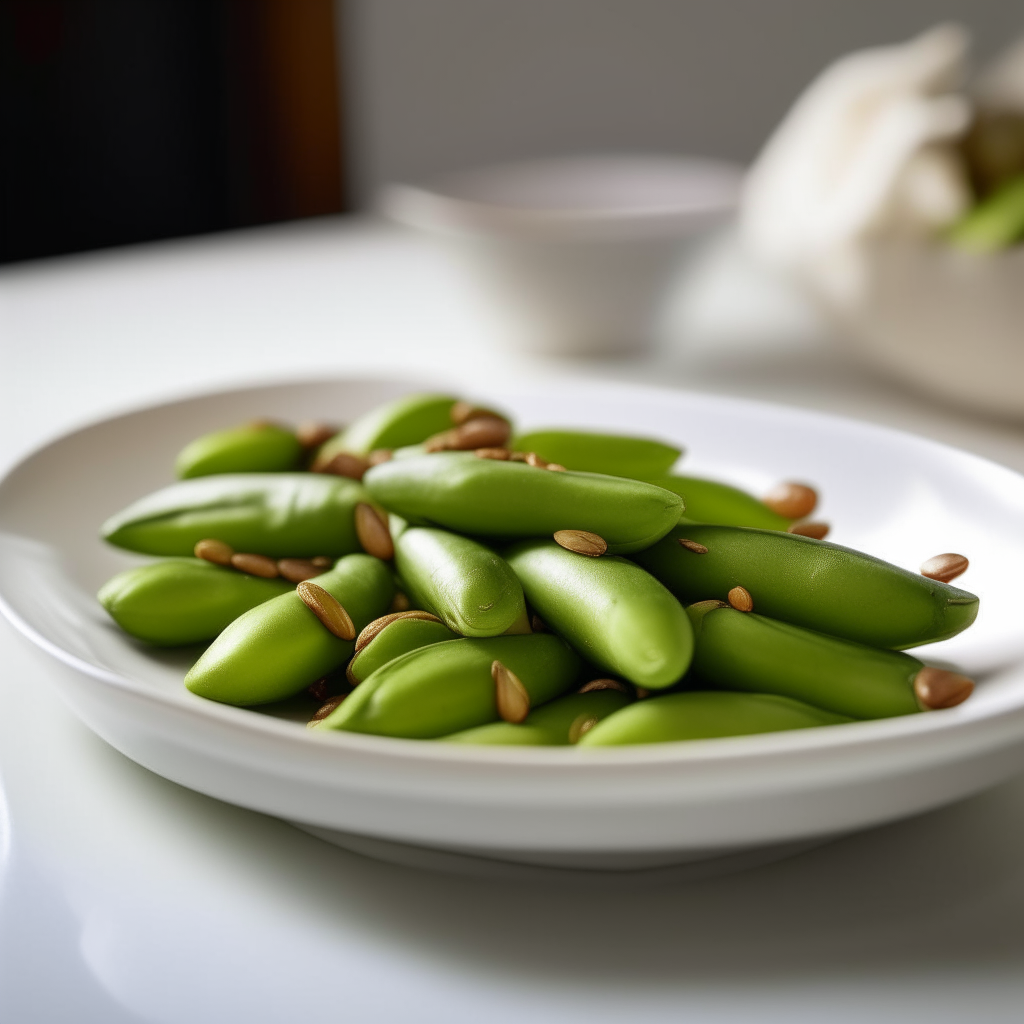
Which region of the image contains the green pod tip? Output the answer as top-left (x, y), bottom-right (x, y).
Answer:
top-left (175, 422), bottom-right (302, 479)
top-left (185, 553), bottom-right (394, 706)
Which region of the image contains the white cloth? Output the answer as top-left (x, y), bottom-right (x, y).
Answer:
top-left (741, 25), bottom-right (972, 266)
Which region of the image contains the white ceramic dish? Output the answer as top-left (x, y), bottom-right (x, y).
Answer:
top-left (2, 376), bottom-right (1024, 879)
top-left (802, 238), bottom-right (1024, 420)
top-left (382, 156), bottom-right (742, 357)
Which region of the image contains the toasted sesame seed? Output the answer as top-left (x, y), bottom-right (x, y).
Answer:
top-left (578, 679), bottom-right (632, 695)
top-left (920, 553), bottom-right (969, 583)
top-left (308, 695), bottom-right (346, 726)
top-left (451, 401), bottom-right (504, 426)
top-left (788, 521), bottom-right (830, 539)
top-left (354, 503), bottom-right (394, 560)
top-left (764, 482), bottom-right (818, 520)
top-left (568, 714), bottom-right (600, 744)
top-left (194, 538), bottom-right (234, 566)
top-left (678, 538), bottom-right (709, 554)
top-left (231, 552), bottom-right (280, 578)
top-left (493, 660), bottom-right (530, 723)
top-left (317, 452), bottom-right (370, 480)
top-left (297, 581), bottom-right (355, 640)
top-left (277, 558), bottom-right (321, 583)
top-left (554, 529), bottom-right (607, 557)
top-left (914, 666), bottom-right (974, 709)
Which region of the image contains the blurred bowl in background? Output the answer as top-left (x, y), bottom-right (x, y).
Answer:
top-left (381, 155), bottom-right (742, 357)
top-left (804, 239), bottom-right (1024, 419)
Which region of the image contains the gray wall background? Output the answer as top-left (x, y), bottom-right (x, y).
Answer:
top-left (343, 0), bottom-right (1020, 205)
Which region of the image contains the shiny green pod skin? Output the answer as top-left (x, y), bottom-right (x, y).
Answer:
top-left (98, 558), bottom-right (292, 646)
top-left (633, 523), bottom-right (979, 649)
top-left (102, 473), bottom-right (368, 558)
top-left (346, 616), bottom-right (459, 684)
top-left (687, 602), bottom-right (923, 719)
top-left (318, 634), bottom-right (581, 738)
top-left (317, 393), bottom-right (458, 462)
top-left (394, 523), bottom-right (527, 636)
top-left (441, 689), bottom-right (632, 745)
top-left (578, 691), bottom-right (849, 746)
top-left (174, 423), bottom-right (302, 479)
top-left (364, 452), bottom-right (683, 554)
top-left (185, 554), bottom-right (393, 705)
top-left (647, 475), bottom-right (792, 530)
top-left (512, 430), bottom-right (681, 478)
top-left (505, 540), bottom-right (693, 688)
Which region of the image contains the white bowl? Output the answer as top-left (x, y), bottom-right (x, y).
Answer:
top-left (3, 376), bottom-right (1024, 879)
top-left (382, 156), bottom-right (742, 357)
top-left (803, 238), bottom-right (1024, 419)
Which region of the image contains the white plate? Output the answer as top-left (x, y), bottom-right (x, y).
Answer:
top-left (2, 376), bottom-right (1024, 876)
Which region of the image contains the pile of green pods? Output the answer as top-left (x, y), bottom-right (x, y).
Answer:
top-left (97, 390), bottom-right (980, 748)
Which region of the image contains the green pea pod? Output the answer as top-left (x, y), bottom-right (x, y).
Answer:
top-left (578, 690), bottom-right (849, 746)
top-left (347, 616), bottom-right (459, 684)
top-left (98, 558), bottom-right (292, 646)
top-left (102, 473), bottom-right (368, 558)
top-left (395, 524), bottom-right (527, 636)
top-left (364, 452), bottom-right (682, 554)
top-left (441, 689), bottom-right (632, 745)
top-left (633, 524), bottom-right (979, 649)
top-left (948, 175), bottom-right (1024, 253)
top-left (512, 430), bottom-right (681, 478)
top-left (175, 423), bottom-right (302, 479)
top-left (687, 602), bottom-right (926, 718)
top-left (318, 633), bottom-right (581, 738)
top-left (505, 540), bottom-right (692, 688)
top-left (648, 475), bottom-right (792, 530)
top-left (185, 554), bottom-right (393, 705)
top-left (316, 393), bottom-right (459, 464)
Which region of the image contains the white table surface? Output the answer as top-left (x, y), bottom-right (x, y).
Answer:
top-left (3, 217), bottom-right (1024, 1023)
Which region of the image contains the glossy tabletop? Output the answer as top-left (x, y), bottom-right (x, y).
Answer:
top-left (2, 217), bottom-right (1024, 1022)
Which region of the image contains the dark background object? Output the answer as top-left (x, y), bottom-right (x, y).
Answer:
top-left (0, 0), bottom-right (344, 264)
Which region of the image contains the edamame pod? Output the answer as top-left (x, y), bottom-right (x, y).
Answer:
top-left (102, 473), bottom-right (369, 557)
top-left (512, 430), bottom-right (681, 478)
top-left (98, 558), bottom-right (292, 646)
top-left (578, 691), bottom-right (849, 746)
top-left (633, 524), bottom-right (979, 649)
top-left (687, 602), bottom-right (928, 718)
top-left (314, 393), bottom-right (458, 466)
top-left (949, 175), bottom-right (1024, 252)
top-left (442, 688), bottom-right (632, 745)
top-left (364, 452), bottom-right (682, 553)
top-left (505, 540), bottom-right (693, 688)
top-left (318, 633), bottom-right (581, 738)
top-left (346, 615), bottom-right (458, 684)
top-left (175, 423), bottom-right (302, 479)
top-left (394, 523), bottom-right (527, 636)
top-left (648, 475), bottom-right (792, 531)
top-left (185, 554), bottom-right (393, 705)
